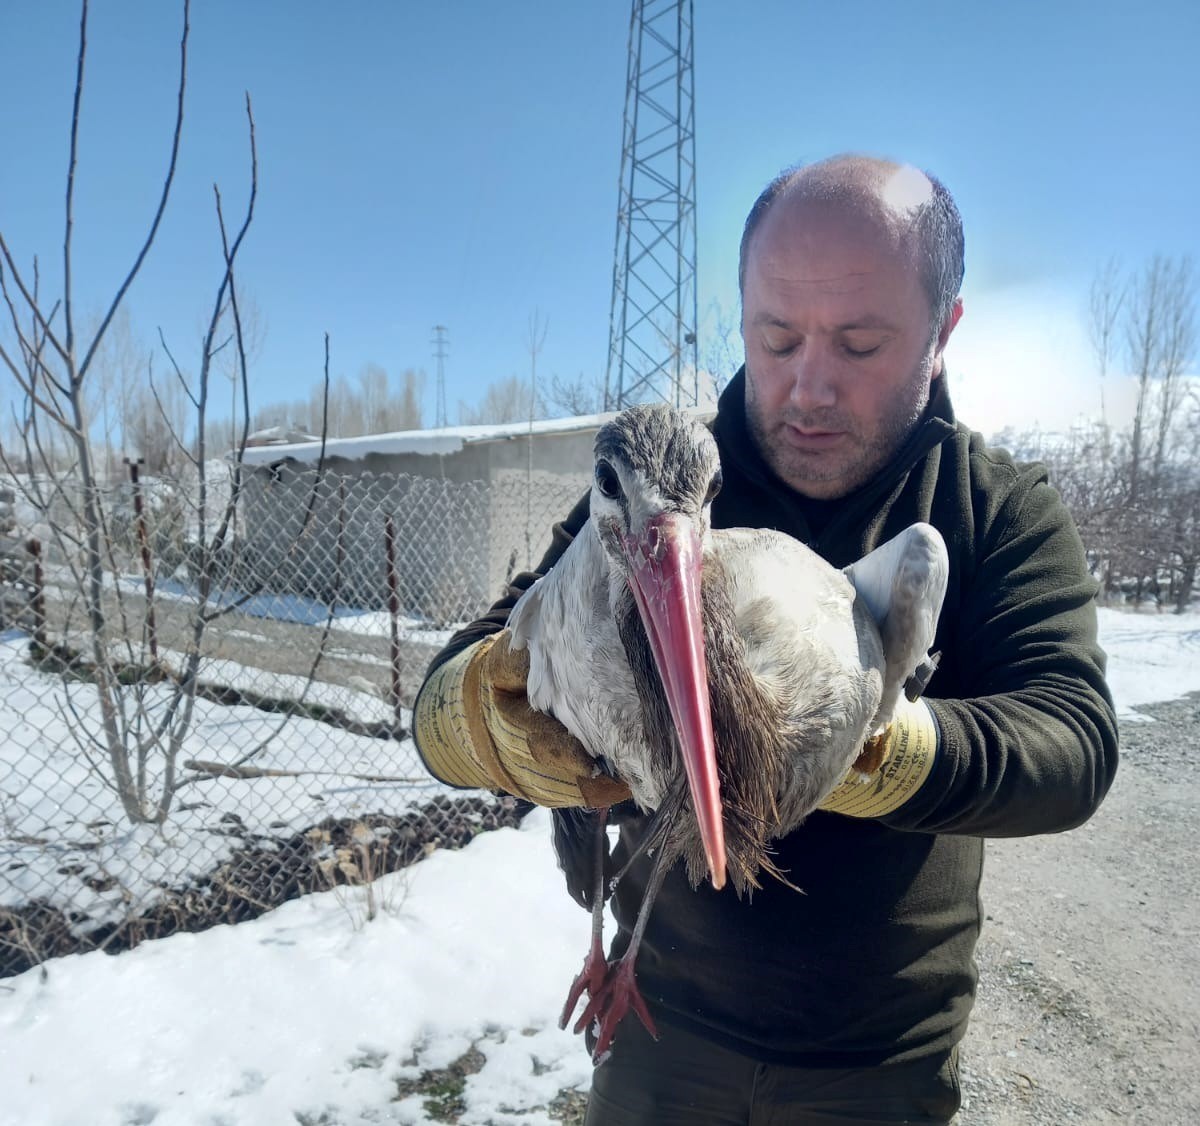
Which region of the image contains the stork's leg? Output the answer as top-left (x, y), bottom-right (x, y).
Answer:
top-left (607, 775), bottom-right (686, 893)
top-left (573, 832), bottom-right (676, 1063)
top-left (558, 807), bottom-right (611, 1031)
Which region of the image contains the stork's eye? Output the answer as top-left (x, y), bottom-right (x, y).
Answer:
top-left (595, 460), bottom-right (622, 500)
top-left (704, 469), bottom-right (723, 506)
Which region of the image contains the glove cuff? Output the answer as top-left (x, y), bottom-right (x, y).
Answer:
top-left (820, 697), bottom-right (938, 818)
top-left (413, 640), bottom-right (499, 791)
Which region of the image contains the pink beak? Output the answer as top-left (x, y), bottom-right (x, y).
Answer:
top-left (622, 512), bottom-right (726, 890)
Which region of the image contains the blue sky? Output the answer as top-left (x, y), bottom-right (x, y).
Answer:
top-left (1, 0), bottom-right (1196, 434)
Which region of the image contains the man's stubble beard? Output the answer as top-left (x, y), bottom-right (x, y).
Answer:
top-left (744, 351), bottom-right (935, 500)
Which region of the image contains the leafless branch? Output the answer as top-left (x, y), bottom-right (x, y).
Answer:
top-left (74, 0), bottom-right (190, 387)
top-left (0, 238), bottom-right (72, 370)
top-left (156, 328), bottom-right (199, 412)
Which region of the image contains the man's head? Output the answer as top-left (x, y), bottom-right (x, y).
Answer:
top-left (738, 154), bottom-right (964, 500)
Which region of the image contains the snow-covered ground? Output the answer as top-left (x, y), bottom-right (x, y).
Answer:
top-left (80, 569), bottom-right (456, 646)
top-left (32, 557), bottom-right (457, 644)
top-left (0, 630), bottom-right (429, 926)
top-left (0, 810), bottom-right (593, 1126)
top-left (0, 606), bottom-right (1195, 1125)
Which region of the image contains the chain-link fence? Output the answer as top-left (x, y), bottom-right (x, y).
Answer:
top-left (0, 465), bottom-right (589, 977)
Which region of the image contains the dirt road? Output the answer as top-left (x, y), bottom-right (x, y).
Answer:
top-left (960, 694), bottom-right (1199, 1123)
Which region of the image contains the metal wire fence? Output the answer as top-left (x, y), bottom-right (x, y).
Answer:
top-left (0, 465), bottom-right (589, 977)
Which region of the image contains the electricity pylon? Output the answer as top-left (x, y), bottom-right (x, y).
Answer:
top-left (431, 324), bottom-right (449, 428)
top-left (605, 0), bottom-right (698, 410)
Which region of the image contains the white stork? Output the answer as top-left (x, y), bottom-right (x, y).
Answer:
top-left (506, 403), bottom-right (948, 1059)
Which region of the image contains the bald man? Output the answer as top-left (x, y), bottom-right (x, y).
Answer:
top-left (415, 155), bottom-right (1118, 1124)
top-left (740, 157), bottom-right (963, 502)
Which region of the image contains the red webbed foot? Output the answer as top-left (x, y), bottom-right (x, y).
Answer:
top-left (559, 932), bottom-right (609, 1032)
top-left (574, 954), bottom-right (658, 1063)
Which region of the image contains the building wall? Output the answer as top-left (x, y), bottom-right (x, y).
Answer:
top-left (238, 429), bottom-right (595, 624)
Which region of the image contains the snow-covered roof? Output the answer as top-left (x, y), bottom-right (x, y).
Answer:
top-left (244, 424), bottom-right (323, 448)
top-left (236, 407), bottom-right (715, 467)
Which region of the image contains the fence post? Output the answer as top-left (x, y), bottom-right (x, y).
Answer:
top-left (125, 457), bottom-right (158, 662)
top-left (384, 514), bottom-right (404, 732)
top-left (26, 536), bottom-right (46, 650)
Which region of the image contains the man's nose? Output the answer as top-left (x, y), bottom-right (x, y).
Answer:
top-left (785, 347), bottom-right (838, 410)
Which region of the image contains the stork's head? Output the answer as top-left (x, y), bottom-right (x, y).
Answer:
top-left (591, 404), bottom-right (727, 889)
top-left (591, 404), bottom-right (722, 550)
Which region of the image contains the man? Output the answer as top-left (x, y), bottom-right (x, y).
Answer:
top-left (414, 155), bottom-right (1119, 1124)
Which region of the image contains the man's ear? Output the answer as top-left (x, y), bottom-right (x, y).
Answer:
top-left (931, 296), bottom-right (964, 380)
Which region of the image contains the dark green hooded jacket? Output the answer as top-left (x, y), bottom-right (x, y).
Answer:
top-left (421, 368), bottom-right (1119, 1067)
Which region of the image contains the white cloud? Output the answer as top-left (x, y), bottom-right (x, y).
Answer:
top-left (945, 280), bottom-right (1140, 437)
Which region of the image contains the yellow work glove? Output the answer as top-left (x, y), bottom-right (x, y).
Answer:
top-left (413, 630), bottom-right (632, 809)
top-left (819, 696), bottom-right (938, 818)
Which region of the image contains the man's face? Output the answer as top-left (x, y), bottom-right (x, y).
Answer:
top-left (740, 196), bottom-right (960, 500)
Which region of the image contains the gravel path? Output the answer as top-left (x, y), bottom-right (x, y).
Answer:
top-left (959, 694), bottom-right (1199, 1123)
top-left (550, 697), bottom-right (1199, 1125)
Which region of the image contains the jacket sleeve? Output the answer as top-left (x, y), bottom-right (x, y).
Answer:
top-left (421, 489), bottom-right (592, 679)
top-left (881, 464), bottom-right (1119, 838)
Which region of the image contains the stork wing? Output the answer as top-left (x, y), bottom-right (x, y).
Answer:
top-left (508, 521), bottom-right (647, 788)
top-left (843, 523), bottom-right (949, 732)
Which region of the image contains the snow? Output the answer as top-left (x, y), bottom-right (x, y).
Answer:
top-left (0, 632), bottom-right (427, 926)
top-left (101, 572), bottom-right (455, 644)
top-left (0, 810), bottom-right (593, 1126)
top-left (148, 644), bottom-right (405, 726)
top-left (1095, 605), bottom-right (1200, 722)
top-left (235, 407), bottom-right (713, 468)
top-left (38, 564), bottom-right (456, 645)
top-left (245, 424), bottom-right (323, 446)
top-left (1, 604), bottom-right (1197, 1124)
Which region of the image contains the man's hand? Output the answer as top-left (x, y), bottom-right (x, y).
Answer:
top-left (819, 696), bottom-right (938, 818)
top-left (414, 630), bottom-right (633, 808)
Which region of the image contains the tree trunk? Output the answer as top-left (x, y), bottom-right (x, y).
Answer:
top-left (1176, 559), bottom-right (1196, 614)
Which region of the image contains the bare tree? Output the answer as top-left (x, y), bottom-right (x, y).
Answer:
top-left (358, 363), bottom-right (425, 433)
top-left (124, 362), bottom-right (190, 474)
top-left (86, 307), bottom-right (149, 476)
top-left (1117, 253), bottom-right (1197, 504)
top-left (250, 364), bottom-right (425, 438)
top-left (544, 372), bottom-right (607, 417)
top-left (395, 367), bottom-right (425, 431)
top-left (214, 285), bottom-right (266, 450)
top-left (1062, 256), bottom-right (1200, 609)
top-left (358, 363), bottom-right (390, 433)
top-left (1149, 257), bottom-right (1196, 484)
top-left (1088, 256), bottom-right (1125, 444)
top-left (700, 297), bottom-right (743, 399)
top-left (458, 375), bottom-right (544, 425)
top-left (0, 1), bottom-right (339, 825)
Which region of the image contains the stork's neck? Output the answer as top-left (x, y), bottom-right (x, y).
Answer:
top-left (542, 516), bottom-right (614, 620)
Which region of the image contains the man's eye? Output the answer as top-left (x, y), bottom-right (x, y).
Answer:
top-left (763, 339), bottom-right (798, 357)
top-left (843, 342), bottom-right (881, 358)
top-left (595, 461), bottom-right (621, 499)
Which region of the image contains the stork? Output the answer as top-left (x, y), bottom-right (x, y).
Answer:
top-left (506, 403), bottom-right (948, 1060)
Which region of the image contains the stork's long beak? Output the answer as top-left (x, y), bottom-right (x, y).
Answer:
top-left (622, 512), bottom-right (726, 890)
